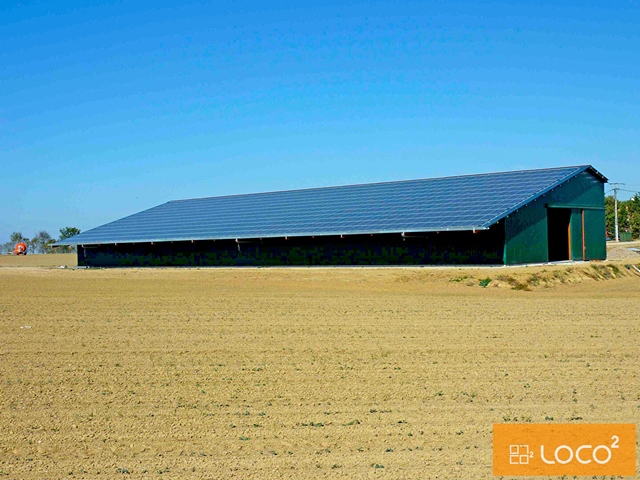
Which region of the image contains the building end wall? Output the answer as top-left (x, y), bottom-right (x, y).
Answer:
top-left (504, 171), bottom-right (606, 265)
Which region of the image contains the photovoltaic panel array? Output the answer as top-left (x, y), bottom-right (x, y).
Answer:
top-left (55, 165), bottom-right (603, 245)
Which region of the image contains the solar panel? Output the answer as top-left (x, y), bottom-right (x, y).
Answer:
top-left (54, 165), bottom-right (605, 245)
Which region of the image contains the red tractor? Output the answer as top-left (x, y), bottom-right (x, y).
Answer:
top-left (13, 242), bottom-right (28, 255)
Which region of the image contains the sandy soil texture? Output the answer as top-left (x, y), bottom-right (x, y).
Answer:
top-left (1, 265), bottom-right (639, 479)
top-left (0, 253), bottom-right (77, 268)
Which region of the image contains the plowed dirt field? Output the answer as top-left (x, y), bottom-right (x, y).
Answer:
top-left (1, 263), bottom-right (639, 478)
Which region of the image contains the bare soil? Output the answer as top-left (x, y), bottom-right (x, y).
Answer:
top-left (0, 253), bottom-right (77, 268)
top-left (1, 257), bottom-right (639, 478)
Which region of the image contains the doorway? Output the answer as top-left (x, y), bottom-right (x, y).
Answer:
top-left (547, 208), bottom-right (571, 261)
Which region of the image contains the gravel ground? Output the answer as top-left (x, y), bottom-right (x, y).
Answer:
top-left (606, 240), bottom-right (640, 261)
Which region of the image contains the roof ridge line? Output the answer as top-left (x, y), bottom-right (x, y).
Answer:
top-left (169, 165), bottom-right (592, 203)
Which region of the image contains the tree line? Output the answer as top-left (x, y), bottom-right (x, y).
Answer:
top-left (2, 227), bottom-right (81, 254)
top-left (605, 194), bottom-right (640, 240)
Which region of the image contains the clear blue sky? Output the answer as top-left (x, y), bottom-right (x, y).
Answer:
top-left (1, 0), bottom-right (639, 242)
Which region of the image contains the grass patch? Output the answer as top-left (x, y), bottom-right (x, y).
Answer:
top-left (449, 275), bottom-right (469, 283)
top-left (495, 275), bottom-right (530, 291)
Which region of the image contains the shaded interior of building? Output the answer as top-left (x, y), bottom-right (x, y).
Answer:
top-left (78, 225), bottom-right (506, 267)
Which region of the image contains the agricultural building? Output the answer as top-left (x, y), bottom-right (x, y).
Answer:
top-left (54, 165), bottom-right (607, 266)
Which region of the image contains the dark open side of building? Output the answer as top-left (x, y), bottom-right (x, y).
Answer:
top-left (55, 166), bottom-right (607, 266)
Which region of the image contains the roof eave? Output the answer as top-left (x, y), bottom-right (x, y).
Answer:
top-left (54, 226), bottom-right (491, 247)
top-left (586, 165), bottom-right (608, 183)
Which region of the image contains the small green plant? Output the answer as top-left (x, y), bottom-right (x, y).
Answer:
top-left (450, 275), bottom-right (469, 283)
top-left (302, 421), bottom-right (324, 427)
top-left (527, 273), bottom-right (541, 286)
top-left (479, 277), bottom-right (491, 287)
top-left (342, 419), bottom-right (361, 426)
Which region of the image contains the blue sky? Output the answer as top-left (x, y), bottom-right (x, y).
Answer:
top-left (1, 0), bottom-right (639, 242)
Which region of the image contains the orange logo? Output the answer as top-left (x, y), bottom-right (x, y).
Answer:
top-left (493, 424), bottom-right (636, 476)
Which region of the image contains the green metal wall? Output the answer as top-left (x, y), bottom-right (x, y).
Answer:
top-left (584, 209), bottom-right (606, 259)
top-left (569, 209), bottom-right (583, 260)
top-left (503, 171), bottom-right (606, 264)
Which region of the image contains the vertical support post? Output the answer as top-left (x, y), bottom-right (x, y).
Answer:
top-left (567, 214), bottom-right (572, 260)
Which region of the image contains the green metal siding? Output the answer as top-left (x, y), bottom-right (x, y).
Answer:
top-left (570, 209), bottom-right (583, 260)
top-left (503, 200), bottom-right (548, 264)
top-left (619, 232), bottom-right (633, 242)
top-left (584, 209), bottom-right (606, 259)
top-left (504, 171), bottom-right (605, 264)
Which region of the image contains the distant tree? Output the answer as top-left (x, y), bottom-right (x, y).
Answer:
top-left (629, 194), bottom-right (640, 239)
top-left (1, 241), bottom-right (14, 253)
top-left (605, 194), bottom-right (640, 240)
top-left (620, 203), bottom-right (631, 233)
top-left (31, 230), bottom-right (54, 254)
top-left (605, 196), bottom-right (615, 238)
top-left (10, 231), bottom-right (28, 244)
top-left (8, 232), bottom-right (31, 252)
top-left (59, 227), bottom-right (81, 240)
top-left (58, 227), bottom-right (81, 253)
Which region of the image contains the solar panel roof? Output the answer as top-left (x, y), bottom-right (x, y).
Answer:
top-left (54, 165), bottom-right (606, 246)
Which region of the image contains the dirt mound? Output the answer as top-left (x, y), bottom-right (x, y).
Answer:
top-left (396, 262), bottom-right (640, 291)
top-left (487, 263), bottom-right (640, 290)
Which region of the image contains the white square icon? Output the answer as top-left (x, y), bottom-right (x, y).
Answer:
top-left (509, 445), bottom-right (530, 464)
